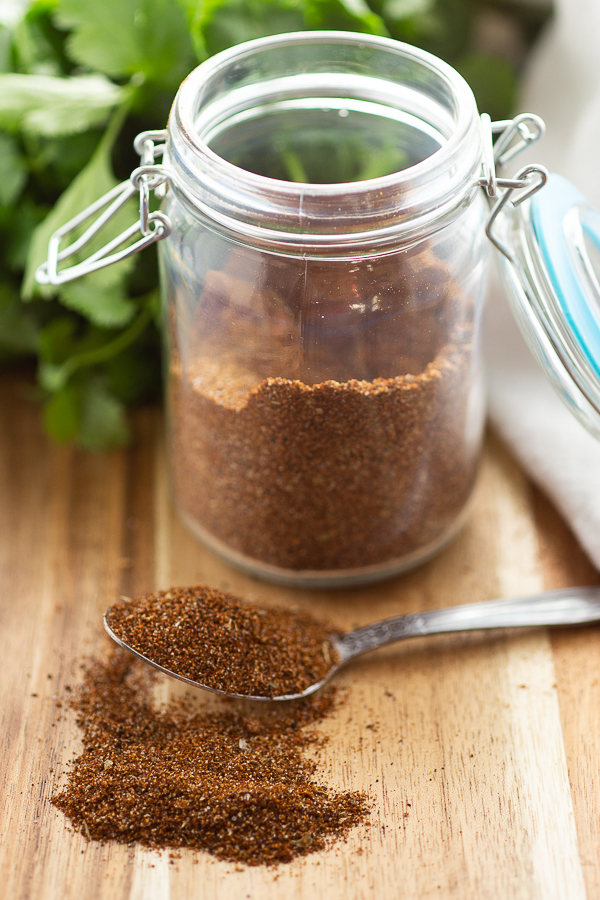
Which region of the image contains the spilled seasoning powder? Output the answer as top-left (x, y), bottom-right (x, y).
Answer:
top-left (52, 649), bottom-right (369, 865)
top-left (106, 586), bottom-right (340, 697)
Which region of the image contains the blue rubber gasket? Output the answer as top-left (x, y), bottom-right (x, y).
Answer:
top-left (530, 172), bottom-right (600, 378)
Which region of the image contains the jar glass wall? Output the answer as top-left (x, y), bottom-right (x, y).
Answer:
top-left (161, 32), bottom-right (490, 586)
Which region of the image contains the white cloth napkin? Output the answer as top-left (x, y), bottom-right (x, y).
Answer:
top-left (483, 0), bottom-right (600, 570)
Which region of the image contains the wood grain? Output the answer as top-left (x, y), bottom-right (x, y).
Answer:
top-left (533, 489), bottom-right (600, 898)
top-left (1, 372), bottom-right (600, 899)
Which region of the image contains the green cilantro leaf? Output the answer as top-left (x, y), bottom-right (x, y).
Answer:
top-left (0, 284), bottom-right (39, 359)
top-left (11, 9), bottom-right (66, 76)
top-left (22, 106), bottom-right (136, 301)
top-left (43, 382), bottom-right (82, 442)
top-left (190, 0), bottom-right (385, 60)
top-left (78, 377), bottom-right (130, 449)
top-left (59, 280), bottom-right (137, 328)
top-left (0, 131), bottom-right (28, 205)
top-left (0, 73), bottom-right (123, 135)
top-left (55, 0), bottom-right (195, 91)
top-left (1, 196), bottom-right (49, 270)
top-left (34, 130), bottom-right (103, 192)
top-left (0, 25), bottom-right (13, 72)
top-left (192, 0), bottom-right (305, 58)
top-left (38, 315), bottom-right (78, 364)
top-left (380, 0), bottom-right (432, 17)
top-left (304, 0), bottom-right (387, 35)
top-left (37, 304), bottom-right (153, 391)
top-left (385, 0), bottom-right (469, 61)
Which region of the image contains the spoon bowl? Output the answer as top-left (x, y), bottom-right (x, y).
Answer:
top-left (104, 586), bottom-right (600, 701)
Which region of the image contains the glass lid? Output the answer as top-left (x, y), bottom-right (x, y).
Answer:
top-left (493, 172), bottom-right (600, 439)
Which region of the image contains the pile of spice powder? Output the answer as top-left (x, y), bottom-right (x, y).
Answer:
top-left (167, 245), bottom-right (481, 573)
top-left (170, 339), bottom-right (476, 571)
top-left (106, 586), bottom-right (340, 697)
top-left (51, 649), bottom-right (370, 865)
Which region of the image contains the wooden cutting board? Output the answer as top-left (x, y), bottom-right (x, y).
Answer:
top-left (2, 371), bottom-right (600, 900)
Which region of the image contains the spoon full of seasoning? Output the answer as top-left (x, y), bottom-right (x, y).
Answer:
top-left (104, 585), bottom-right (600, 701)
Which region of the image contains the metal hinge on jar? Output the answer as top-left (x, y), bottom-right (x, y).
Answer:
top-left (478, 113), bottom-right (549, 260)
top-left (35, 130), bottom-right (171, 286)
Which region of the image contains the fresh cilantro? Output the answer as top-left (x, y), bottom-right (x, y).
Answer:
top-left (55, 0), bottom-right (196, 91)
top-left (191, 0), bottom-right (385, 59)
top-left (22, 104), bottom-right (135, 300)
top-left (0, 284), bottom-right (39, 359)
top-left (77, 377), bottom-right (130, 450)
top-left (0, 131), bottom-right (27, 204)
top-left (304, 0), bottom-right (386, 35)
top-left (0, 0), bottom-right (549, 449)
top-left (191, 0), bottom-right (306, 58)
top-left (0, 72), bottom-right (123, 135)
top-left (43, 382), bottom-right (81, 441)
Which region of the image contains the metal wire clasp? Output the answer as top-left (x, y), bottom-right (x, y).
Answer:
top-left (479, 113), bottom-right (548, 259)
top-left (36, 130), bottom-right (172, 287)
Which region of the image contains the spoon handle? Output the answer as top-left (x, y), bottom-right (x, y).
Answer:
top-left (338, 586), bottom-right (600, 660)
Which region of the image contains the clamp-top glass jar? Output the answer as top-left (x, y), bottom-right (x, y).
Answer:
top-left (36, 31), bottom-right (547, 587)
top-left (162, 31), bottom-right (489, 586)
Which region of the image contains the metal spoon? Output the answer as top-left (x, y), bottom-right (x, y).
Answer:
top-left (104, 586), bottom-right (600, 702)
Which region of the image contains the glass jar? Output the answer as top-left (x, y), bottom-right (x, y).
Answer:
top-left (160, 31), bottom-right (490, 586)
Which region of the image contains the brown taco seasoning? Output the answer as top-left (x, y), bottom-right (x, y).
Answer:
top-left (106, 586), bottom-right (340, 698)
top-left (167, 242), bottom-right (482, 576)
top-left (52, 647), bottom-right (369, 865)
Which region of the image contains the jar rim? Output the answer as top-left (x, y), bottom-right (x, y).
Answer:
top-left (168, 31), bottom-right (482, 251)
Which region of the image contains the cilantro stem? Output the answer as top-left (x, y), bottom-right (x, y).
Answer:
top-left (101, 92), bottom-right (133, 151)
top-left (51, 303), bottom-right (153, 387)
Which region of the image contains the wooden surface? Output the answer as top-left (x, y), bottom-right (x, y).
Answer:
top-left (2, 371), bottom-right (600, 899)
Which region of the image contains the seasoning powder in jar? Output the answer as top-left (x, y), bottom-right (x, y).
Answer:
top-left (169, 247), bottom-right (479, 577)
top-left (162, 33), bottom-right (488, 586)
